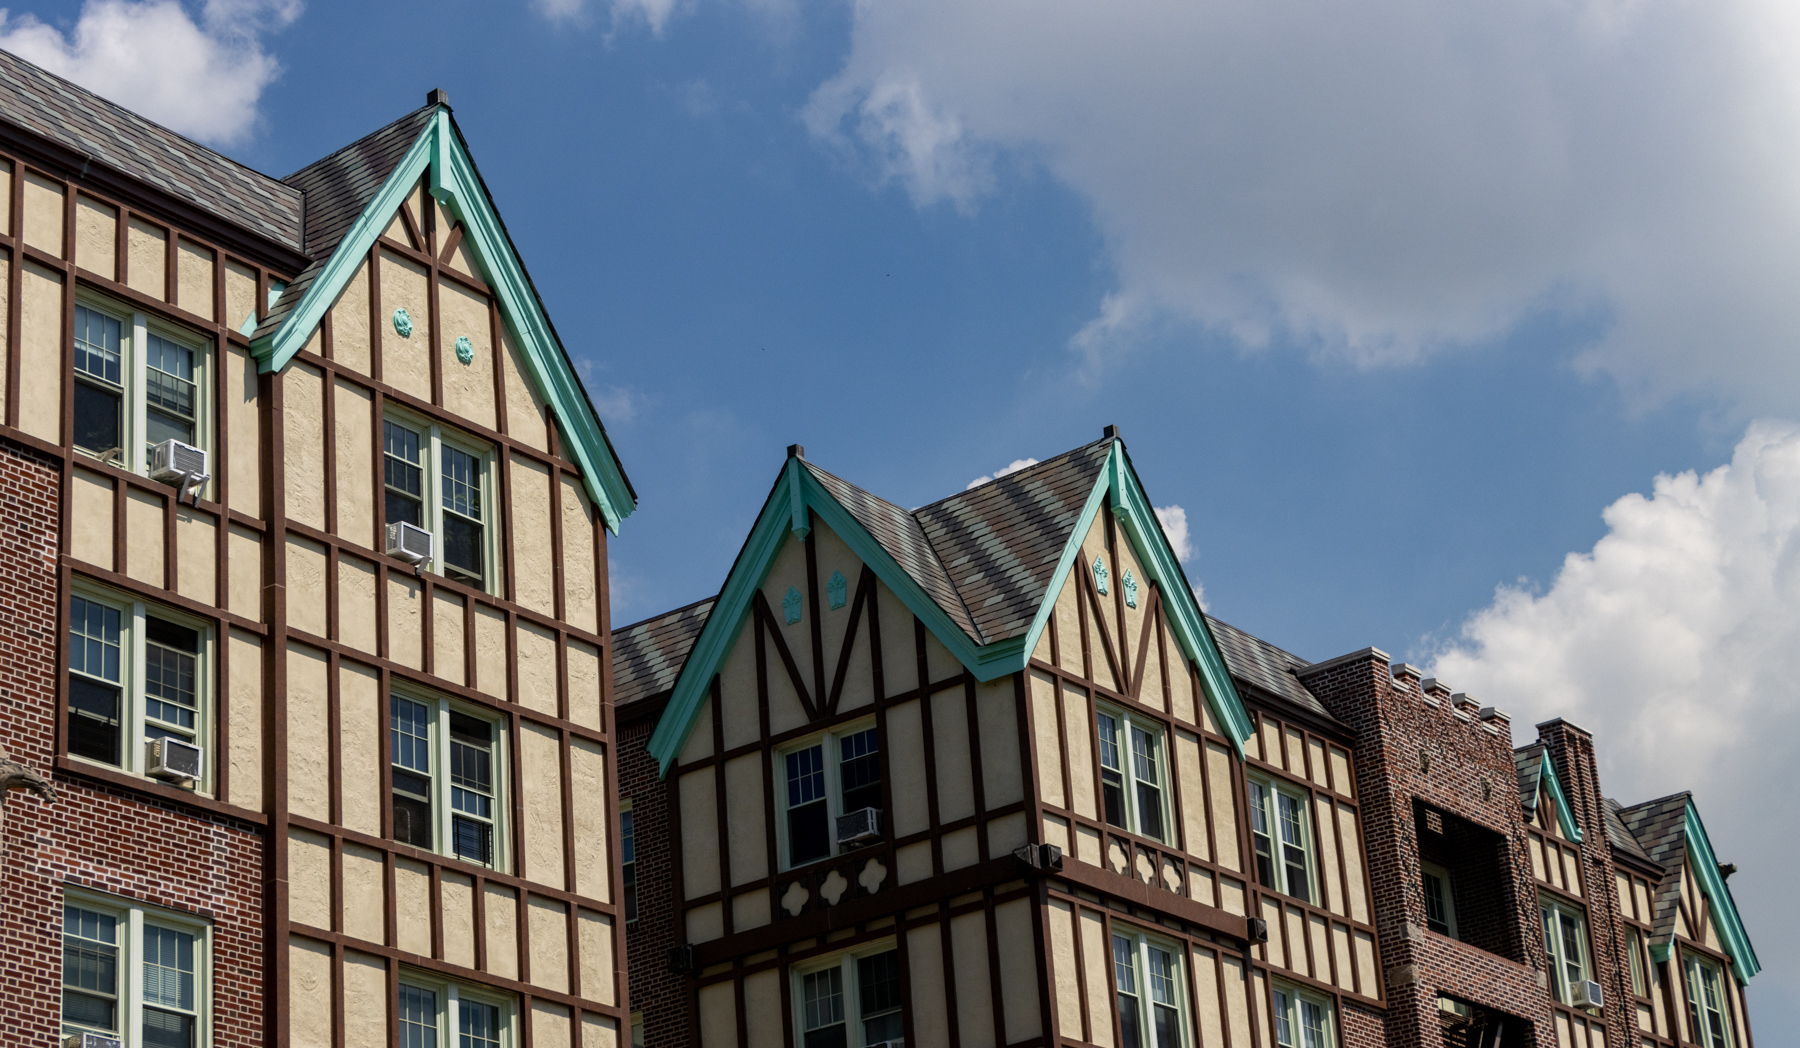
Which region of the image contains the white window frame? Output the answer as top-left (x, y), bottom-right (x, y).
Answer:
top-left (67, 581), bottom-right (216, 794)
top-left (1683, 951), bottom-right (1732, 1048)
top-left (1111, 923), bottom-right (1191, 1048)
top-left (774, 718), bottom-right (880, 872)
top-left (398, 969), bottom-right (517, 1048)
top-left (1247, 773), bottom-right (1316, 905)
top-left (790, 938), bottom-right (903, 1048)
top-left (1271, 980), bottom-right (1336, 1048)
top-left (1096, 704), bottom-right (1172, 843)
top-left (382, 408), bottom-right (502, 595)
top-left (61, 887), bottom-right (213, 1048)
top-left (389, 686), bottom-right (511, 872)
top-left (1421, 860), bottom-right (1458, 939)
top-left (1540, 895), bottom-right (1592, 1005)
top-left (72, 294), bottom-right (213, 496)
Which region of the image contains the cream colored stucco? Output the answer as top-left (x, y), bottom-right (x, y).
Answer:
top-left (225, 260), bottom-right (257, 339)
top-left (522, 721), bottom-right (567, 890)
top-left (995, 897), bottom-right (1042, 1042)
top-left (288, 828), bottom-right (331, 928)
top-left (174, 507), bottom-right (215, 603)
top-left (288, 936), bottom-right (333, 1048)
top-left (685, 901), bottom-right (723, 943)
top-left (177, 240), bottom-right (214, 320)
top-left (976, 677), bottom-right (1022, 807)
top-left (1140, 617), bottom-right (1166, 714)
top-left (1339, 801), bottom-right (1368, 923)
top-left (681, 767), bottom-right (721, 898)
top-left (282, 360), bottom-right (326, 529)
top-left (986, 812), bottom-right (1028, 857)
top-left (582, 1013), bottom-right (619, 1048)
top-left (0, 254), bottom-right (8, 410)
top-left (732, 890), bottom-right (770, 931)
top-left (559, 475), bottom-right (598, 633)
top-left (378, 248), bottom-right (432, 400)
top-left (724, 753), bottom-right (768, 886)
top-left (127, 217), bottom-right (166, 299)
top-left (571, 737), bottom-right (610, 901)
top-left (125, 488), bottom-right (163, 586)
top-left (886, 699), bottom-right (928, 836)
top-left (0, 162), bottom-right (12, 234)
top-left (286, 644), bottom-right (331, 821)
top-left (329, 260), bottom-right (372, 376)
top-left (924, 623), bottom-right (962, 688)
top-left (227, 630), bottom-right (263, 809)
top-left (1170, 627), bottom-right (1198, 728)
top-left (1331, 922), bottom-right (1355, 991)
top-left (1175, 730), bottom-right (1210, 862)
top-left (74, 195), bottom-right (116, 280)
top-left (1062, 682), bottom-right (1096, 820)
top-left (1315, 795), bottom-right (1343, 916)
top-left (336, 555), bottom-right (377, 657)
top-left (908, 922), bottom-right (951, 1046)
top-left (811, 521), bottom-right (867, 693)
top-left (338, 660), bottom-right (381, 836)
top-left (1075, 824), bottom-right (1102, 867)
top-left (718, 616), bottom-right (759, 750)
top-left (395, 857), bottom-right (432, 955)
top-left (1042, 814), bottom-right (1071, 857)
top-left (71, 469), bottom-right (113, 568)
top-left (1031, 670), bottom-right (1064, 809)
top-left (333, 379), bottom-right (374, 546)
top-left (19, 261), bottom-right (63, 440)
top-left (341, 843), bottom-right (386, 944)
top-left (529, 896), bottom-right (570, 994)
top-left (744, 967), bottom-right (783, 1048)
top-left (697, 980), bottom-right (736, 1048)
top-left (485, 883), bottom-right (520, 979)
top-left (474, 604), bottom-right (507, 698)
top-left (225, 345), bottom-right (262, 516)
top-left (877, 581), bottom-right (916, 696)
top-left (344, 951), bottom-right (388, 1048)
top-left (896, 841), bottom-right (932, 886)
top-left (515, 620), bottom-right (559, 715)
top-left (510, 454), bottom-right (556, 616)
top-left (439, 277), bottom-right (497, 431)
top-left (442, 872), bottom-right (476, 968)
top-left (678, 700), bottom-right (714, 764)
top-left (286, 535), bottom-right (328, 637)
top-left (1079, 907), bottom-right (1114, 1047)
top-left (1207, 741), bottom-right (1241, 872)
top-left (500, 325), bottom-right (550, 450)
top-left (942, 826), bottom-right (979, 871)
top-left (1262, 898), bottom-right (1285, 969)
top-left (760, 531), bottom-right (815, 700)
top-left (1048, 898), bottom-right (1082, 1038)
top-left (1222, 952), bottom-right (1252, 1048)
top-left (1193, 944), bottom-right (1225, 1048)
top-left (23, 170), bottom-right (63, 256)
top-left (387, 573), bottom-right (423, 668)
top-left (567, 639), bottom-right (601, 730)
top-left (432, 589), bottom-right (465, 684)
top-left (1053, 569), bottom-right (1082, 677)
top-left (932, 687), bottom-right (976, 823)
top-left (579, 908), bottom-right (616, 1004)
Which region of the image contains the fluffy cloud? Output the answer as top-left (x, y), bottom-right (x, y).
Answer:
top-left (965, 456), bottom-right (1038, 489)
top-left (804, 0), bottom-right (1800, 409)
top-left (1428, 423), bottom-right (1800, 1005)
top-left (0, 0), bottom-right (300, 147)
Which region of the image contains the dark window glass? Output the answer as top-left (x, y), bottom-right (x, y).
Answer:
top-left (74, 381), bottom-right (123, 459)
top-left (393, 771), bottom-right (434, 849)
top-left (858, 951), bottom-right (904, 1042)
top-left (399, 984), bottom-right (439, 1048)
top-left (69, 677), bottom-right (123, 764)
top-left (69, 595), bottom-right (124, 765)
top-left (142, 1008), bottom-right (197, 1048)
top-left (1423, 869), bottom-right (1451, 936)
top-left (442, 515), bottom-right (483, 585)
top-left (392, 696), bottom-right (435, 849)
top-left (839, 728), bottom-right (881, 814)
top-left (449, 713), bottom-right (494, 865)
top-left (622, 808), bottom-right (637, 923)
top-left (62, 905), bottom-right (119, 1033)
top-left (1098, 713), bottom-right (1127, 829)
top-left (786, 745), bottom-right (830, 865)
top-left (73, 306), bottom-right (124, 458)
top-left (460, 1000), bottom-right (502, 1048)
top-left (144, 334), bottom-right (196, 450)
top-left (1131, 725), bottom-right (1164, 840)
top-left (384, 421), bottom-right (424, 527)
top-left (1249, 781), bottom-right (1276, 890)
top-left (144, 618), bottom-right (200, 734)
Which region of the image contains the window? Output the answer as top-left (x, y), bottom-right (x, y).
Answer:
top-left (1272, 982), bottom-right (1335, 1048)
top-left (1113, 926), bottom-right (1187, 1048)
top-left (779, 723), bottom-right (882, 869)
top-left (62, 893), bottom-right (210, 1047)
top-left (68, 589), bottom-right (213, 789)
top-left (398, 974), bottom-right (515, 1048)
top-left (1097, 707), bottom-right (1170, 841)
top-left (1421, 861), bottom-right (1457, 938)
top-left (72, 300), bottom-right (209, 486)
top-left (793, 943), bottom-right (902, 1048)
top-left (621, 800), bottom-right (637, 924)
top-left (384, 415), bottom-right (498, 592)
top-left (1627, 928), bottom-right (1646, 997)
top-left (389, 691), bottom-right (507, 869)
top-left (630, 1012), bottom-right (645, 1048)
top-left (1684, 953), bottom-right (1732, 1048)
top-left (1540, 896), bottom-right (1592, 1005)
top-left (1248, 775), bottom-right (1314, 904)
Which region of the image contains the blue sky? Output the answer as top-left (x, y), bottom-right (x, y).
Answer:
top-left (7, 0), bottom-right (1798, 1029)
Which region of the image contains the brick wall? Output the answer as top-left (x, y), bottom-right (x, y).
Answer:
top-left (0, 438), bottom-right (268, 1045)
top-left (620, 711), bottom-right (684, 1046)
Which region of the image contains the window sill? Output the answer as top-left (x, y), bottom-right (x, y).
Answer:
top-left (55, 754), bottom-right (265, 825)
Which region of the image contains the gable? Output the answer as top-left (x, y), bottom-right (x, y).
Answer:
top-left (1675, 801), bottom-right (1760, 981)
top-left (1534, 751), bottom-right (1584, 842)
top-left (249, 106), bottom-right (634, 530)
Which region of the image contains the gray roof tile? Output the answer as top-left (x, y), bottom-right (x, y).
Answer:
top-left (613, 597), bottom-right (716, 707)
top-left (1616, 792), bottom-right (1692, 946)
top-left (1204, 616), bottom-right (1331, 718)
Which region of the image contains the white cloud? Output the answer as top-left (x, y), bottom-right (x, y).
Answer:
top-left (1427, 422), bottom-right (1800, 1006)
top-left (965, 456), bottom-right (1038, 489)
top-left (0, 0), bottom-right (300, 147)
top-left (1154, 504), bottom-right (1192, 561)
top-left (803, 0), bottom-right (1800, 410)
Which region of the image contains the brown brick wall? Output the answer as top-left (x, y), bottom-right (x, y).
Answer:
top-left (620, 711), bottom-right (685, 1047)
top-left (0, 437), bottom-right (268, 1045)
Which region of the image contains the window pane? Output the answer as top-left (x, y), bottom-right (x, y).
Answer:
top-left (142, 1007), bottom-right (196, 1048)
top-left (70, 596), bottom-right (123, 682)
top-left (622, 808), bottom-right (638, 922)
top-left (1249, 782), bottom-right (1276, 890)
top-left (145, 619), bottom-right (201, 733)
top-left (1423, 871), bottom-right (1449, 935)
top-left (839, 728), bottom-right (881, 814)
top-left (789, 800), bottom-right (829, 866)
top-left (787, 745), bottom-right (826, 806)
top-left (142, 925), bottom-right (196, 1011)
top-left (442, 514), bottom-right (484, 583)
top-left (63, 906), bottom-right (119, 1032)
top-left (144, 335), bottom-right (196, 447)
top-left (1300, 1000), bottom-right (1328, 1048)
top-left (1273, 989), bottom-right (1295, 1048)
top-left (74, 306), bottom-right (123, 386)
top-left (442, 445), bottom-right (483, 521)
top-left (452, 817), bottom-right (493, 865)
top-left (1113, 934), bottom-right (1137, 995)
top-left (385, 421), bottom-right (425, 527)
top-left (802, 966), bottom-right (845, 1030)
top-left (459, 1000), bottom-right (502, 1048)
top-left (399, 985), bottom-right (439, 1048)
top-left (74, 380), bottom-right (123, 457)
top-left (1098, 713), bottom-right (1122, 771)
top-left (1278, 792), bottom-right (1309, 901)
top-left (858, 950), bottom-right (904, 1042)
top-left (392, 697), bottom-right (433, 773)
top-left (69, 677), bottom-right (123, 765)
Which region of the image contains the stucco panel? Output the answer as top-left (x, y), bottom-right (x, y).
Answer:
top-left (500, 325), bottom-right (550, 450)
top-left (288, 828), bottom-right (331, 928)
top-left (485, 883), bottom-right (520, 980)
top-left (333, 378), bottom-right (374, 546)
top-left (515, 620), bottom-right (559, 715)
top-left (559, 475), bottom-right (598, 633)
top-left (529, 896), bottom-right (570, 994)
top-left (442, 872), bottom-right (476, 969)
top-left (177, 240), bottom-right (214, 320)
top-left (977, 676), bottom-right (1023, 807)
top-left (337, 555), bottom-right (377, 657)
top-left (680, 768), bottom-right (720, 899)
top-left (227, 630), bottom-right (263, 809)
top-left (509, 454), bottom-right (556, 615)
top-left (571, 738), bottom-right (610, 902)
top-left (474, 604), bottom-right (507, 697)
top-left (725, 753), bottom-right (769, 886)
top-left (387, 573), bottom-right (423, 669)
top-left (744, 967), bottom-right (783, 1048)
top-left (697, 980), bottom-right (736, 1048)
top-left (567, 639), bottom-right (602, 730)
top-left (285, 644), bottom-right (331, 821)
top-left (394, 858), bottom-right (431, 956)
top-left (933, 687), bottom-right (976, 823)
top-left (439, 278), bottom-right (496, 431)
top-left (341, 844), bottom-right (386, 944)
top-left (282, 360), bottom-right (326, 528)
top-left (343, 951), bottom-right (388, 1048)
top-left (286, 535), bottom-right (328, 637)
top-left (522, 722), bottom-right (567, 889)
top-left (225, 260), bottom-right (257, 339)
top-left (579, 908), bottom-right (616, 1005)
top-left (71, 469), bottom-right (112, 568)
top-left (225, 345), bottom-right (262, 516)
top-left (907, 923), bottom-right (950, 1047)
top-left (996, 897), bottom-right (1043, 1043)
top-left (174, 507), bottom-right (215, 603)
top-left (378, 248), bottom-right (431, 401)
top-left (432, 589), bottom-right (465, 685)
top-left (885, 699), bottom-right (928, 836)
top-left (288, 937), bottom-right (332, 1048)
top-left (23, 170), bottom-right (63, 256)
top-left (1062, 681), bottom-right (1096, 820)
top-left (329, 260), bottom-right (372, 376)
top-left (74, 195), bottom-right (116, 280)
top-left (339, 660), bottom-right (382, 836)
top-left (1208, 741), bottom-right (1241, 872)
top-left (124, 488), bottom-right (162, 585)
top-left (126, 217), bottom-right (166, 299)
top-left (19, 261), bottom-right (63, 441)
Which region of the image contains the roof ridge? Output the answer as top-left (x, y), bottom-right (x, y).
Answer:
top-left (1204, 613), bottom-right (1312, 667)
top-left (911, 436), bottom-right (1111, 513)
top-left (1619, 789), bottom-right (1693, 813)
top-left (611, 594), bottom-right (718, 636)
top-left (282, 103), bottom-right (436, 184)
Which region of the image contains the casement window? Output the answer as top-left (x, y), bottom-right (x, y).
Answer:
top-left (389, 691), bottom-right (508, 869)
top-left (383, 414), bottom-right (499, 593)
top-left (793, 942), bottom-right (903, 1048)
top-left (1247, 775), bottom-right (1314, 904)
top-left (1540, 896), bottom-right (1592, 1004)
top-left (398, 973), bottom-right (515, 1048)
top-left (62, 892), bottom-right (210, 1047)
top-left (1272, 982), bottom-right (1335, 1048)
top-left (1096, 706), bottom-right (1170, 842)
top-left (1421, 861), bottom-right (1458, 938)
top-left (621, 799), bottom-right (637, 924)
top-left (1626, 928), bottom-right (1647, 997)
top-left (72, 300), bottom-right (209, 484)
top-left (778, 723), bottom-right (882, 869)
top-left (1112, 926), bottom-right (1188, 1048)
top-left (68, 588), bottom-right (213, 789)
top-left (1684, 953), bottom-right (1732, 1048)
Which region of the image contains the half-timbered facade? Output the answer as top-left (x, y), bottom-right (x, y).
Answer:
top-left (0, 52), bottom-right (636, 1047)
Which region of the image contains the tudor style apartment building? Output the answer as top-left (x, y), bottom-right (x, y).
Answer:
top-left (611, 432), bottom-right (1760, 1048)
top-left (0, 51), bottom-right (636, 1047)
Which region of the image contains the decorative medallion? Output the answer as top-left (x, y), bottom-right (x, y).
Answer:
top-left (827, 570), bottom-right (848, 610)
top-left (782, 585), bottom-right (803, 625)
top-left (1480, 778), bottom-right (1493, 802)
top-left (392, 307), bottom-right (414, 337)
top-left (1418, 747), bottom-right (1431, 773)
top-left (781, 881), bottom-right (809, 917)
top-left (455, 335), bottom-right (475, 365)
top-left (858, 858), bottom-right (888, 894)
top-left (820, 869), bottom-right (849, 906)
top-left (1123, 568), bottom-right (1138, 608)
top-left (1093, 555), bottom-right (1109, 595)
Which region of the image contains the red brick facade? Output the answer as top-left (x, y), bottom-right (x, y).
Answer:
top-left (620, 708), bottom-right (680, 1047)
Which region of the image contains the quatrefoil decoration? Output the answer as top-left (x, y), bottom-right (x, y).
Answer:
top-left (392, 307), bottom-right (414, 337)
top-left (455, 335), bottom-right (475, 365)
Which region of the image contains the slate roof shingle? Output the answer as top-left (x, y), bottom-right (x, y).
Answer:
top-left (1616, 792), bottom-right (1694, 947)
top-left (613, 597), bottom-right (715, 707)
top-left (1604, 797), bottom-right (1657, 868)
top-left (1515, 743), bottom-right (1547, 821)
top-left (1204, 616), bottom-right (1331, 719)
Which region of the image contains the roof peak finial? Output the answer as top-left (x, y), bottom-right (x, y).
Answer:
top-left (1103, 424), bottom-right (1121, 441)
top-left (427, 88), bottom-right (451, 109)
top-left (787, 444), bottom-right (805, 460)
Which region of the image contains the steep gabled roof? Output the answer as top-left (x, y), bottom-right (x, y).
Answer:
top-left (1204, 616), bottom-right (1334, 720)
top-left (613, 597), bottom-right (715, 707)
top-left (1603, 798), bottom-right (1657, 868)
top-left (1614, 792), bottom-right (1760, 982)
top-left (0, 48), bottom-right (303, 251)
top-left (1514, 743), bottom-right (1583, 842)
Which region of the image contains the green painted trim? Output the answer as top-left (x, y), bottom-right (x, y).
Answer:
top-left (1650, 941), bottom-right (1671, 964)
top-left (1683, 800), bottom-right (1760, 982)
top-left (1536, 752), bottom-right (1584, 843)
top-left (249, 108), bottom-right (635, 531)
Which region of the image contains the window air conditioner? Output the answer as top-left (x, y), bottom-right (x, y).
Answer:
top-left (835, 806), bottom-right (881, 845)
top-left (386, 521), bottom-right (434, 566)
top-left (67, 1034), bottom-right (124, 1048)
top-left (150, 439), bottom-right (209, 502)
top-left (1570, 980), bottom-right (1604, 1009)
top-left (867, 1042), bottom-right (905, 1048)
top-left (147, 736), bottom-right (203, 782)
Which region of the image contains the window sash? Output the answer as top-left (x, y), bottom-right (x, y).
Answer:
top-left (1097, 708), bottom-right (1169, 842)
top-left (1540, 898), bottom-right (1591, 1003)
top-left (67, 589), bottom-right (213, 788)
top-left (1685, 955), bottom-right (1731, 1048)
top-left (1421, 862), bottom-right (1456, 938)
top-left (1273, 985), bottom-right (1334, 1048)
top-left (792, 943), bottom-right (902, 1048)
top-left (400, 974), bottom-right (516, 1048)
top-left (777, 723), bottom-right (880, 871)
top-left (72, 301), bottom-right (210, 487)
top-left (384, 413), bottom-right (498, 593)
top-left (1113, 928), bottom-right (1188, 1048)
top-left (1250, 775), bottom-right (1313, 903)
top-left (391, 693), bottom-right (506, 869)
top-left (62, 896), bottom-right (210, 1046)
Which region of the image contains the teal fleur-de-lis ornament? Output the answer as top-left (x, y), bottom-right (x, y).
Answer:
top-left (454, 335), bottom-right (475, 365)
top-left (783, 585), bottom-right (803, 625)
top-left (827, 570), bottom-right (848, 610)
top-left (1093, 556), bottom-right (1108, 595)
top-left (392, 307), bottom-right (414, 337)
top-left (1123, 569), bottom-right (1138, 608)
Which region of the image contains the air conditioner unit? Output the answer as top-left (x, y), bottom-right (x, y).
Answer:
top-left (147, 736), bottom-right (203, 782)
top-left (67, 1034), bottom-right (124, 1048)
top-left (867, 1041), bottom-right (905, 1048)
top-left (386, 521), bottom-right (433, 566)
top-left (835, 806), bottom-right (881, 845)
top-left (1570, 980), bottom-right (1604, 1009)
top-left (149, 439), bottom-right (209, 498)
